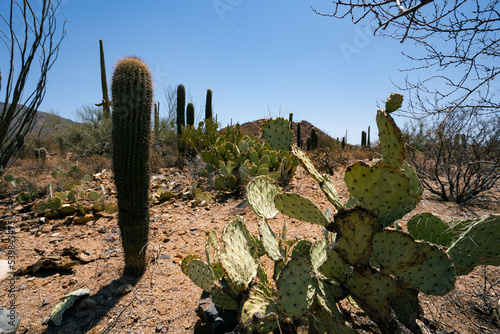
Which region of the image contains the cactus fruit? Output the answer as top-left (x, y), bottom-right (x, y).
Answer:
top-left (261, 118), bottom-right (293, 151)
top-left (111, 56), bottom-right (152, 276)
top-left (274, 193), bottom-right (329, 226)
top-left (277, 256), bottom-right (316, 318)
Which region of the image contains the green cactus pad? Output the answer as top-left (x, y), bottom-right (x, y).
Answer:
top-left (333, 207), bottom-right (379, 266)
top-left (185, 258), bottom-right (216, 291)
top-left (347, 270), bottom-right (398, 317)
top-left (247, 176), bottom-right (281, 219)
top-left (291, 145), bottom-right (324, 183)
top-left (261, 118), bottom-right (293, 151)
top-left (205, 230), bottom-right (218, 264)
top-left (399, 242), bottom-right (455, 295)
top-left (344, 161), bottom-right (412, 216)
top-left (407, 213), bottom-right (453, 247)
top-left (389, 289), bottom-right (423, 334)
top-left (314, 278), bottom-right (344, 322)
top-left (310, 239), bottom-right (328, 272)
top-left (291, 239), bottom-right (313, 259)
top-left (277, 256), bottom-right (315, 319)
top-left (318, 247), bottom-right (346, 282)
top-left (274, 193), bottom-right (329, 226)
top-left (385, 93), bottom-right (404, 113)
top-left (447, 214), bottom-right (500, 275)
top-left (376, 109), bottom-right (405, 167)
top-left (259, 219), bottom-right (282, 261)
top-left (220, 218), bottom-right (258, 292)
top-left (210, 284), bottom-right (238, 310)
top-left (372, 230), bottom-right (419, 275)
top-left (320, 174), bottom-right (343, 210)
top-left (240, 284), bottom-right (279, 333)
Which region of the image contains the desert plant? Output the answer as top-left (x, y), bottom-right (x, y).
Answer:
top-left (405, 110), bottom-right (500, 204)
top-left (361, 130), bottom-right (367, 147)
top-left (182, 93), bottom-right (499, 334)
top-left (186, 102), bottom-right (195, 126)
top-left (95, 39), bottom-right (111, 119)
top-left (205, 89), bottom-right (213, 121)
top-left (111, 56), bottom-right (153, 276)
top-left (296, 121), bottom-right (301, 148)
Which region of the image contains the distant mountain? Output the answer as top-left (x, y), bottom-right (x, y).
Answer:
top-left (0, 102), bottom-right (75, 137)
top-left (236, 118), bottom-right (338, 147)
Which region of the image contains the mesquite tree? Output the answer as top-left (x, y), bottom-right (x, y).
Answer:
top-left (0, 0), bottom-right (66, 176)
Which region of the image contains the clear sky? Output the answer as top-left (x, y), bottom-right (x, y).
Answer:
top-left (2, 1), bottom-right (428, 144)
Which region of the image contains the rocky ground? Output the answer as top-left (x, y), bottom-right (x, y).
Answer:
top-left (0, 154), bottom-right (499, 334)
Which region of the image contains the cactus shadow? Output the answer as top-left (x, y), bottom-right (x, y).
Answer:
top-left (38, 274), bottom-right (141, 334)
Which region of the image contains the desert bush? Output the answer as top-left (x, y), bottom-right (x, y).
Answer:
top-left (404, 111), bottom-right (500, 204)
top-left (51, 106), bottom-right (112, 157)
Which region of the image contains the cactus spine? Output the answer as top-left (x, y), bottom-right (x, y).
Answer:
top-left (186, 102), bottom-right (195, 126)
top-left (96, 39), bottom-right (111, 118)
top-left (176, 84), bottom-right (186, 135)
top-left (205, 89), bottom-right (213, 121)
top-left (111, 57), bottom-right (153, 276)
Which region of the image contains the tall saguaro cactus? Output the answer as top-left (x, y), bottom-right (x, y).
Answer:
top-left (176, 84), bottom-right (186, 135)
top-left (111, 57), bottom-right (153, 276)
top-left (205, 89), bottom-right (213, 121)
top-left (186, 102), bottom-right (195, 126)
top-left (96, 39), bottom-right (111, 118)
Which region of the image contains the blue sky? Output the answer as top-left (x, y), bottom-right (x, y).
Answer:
top-left (2, 1), bottom-right (427, 144)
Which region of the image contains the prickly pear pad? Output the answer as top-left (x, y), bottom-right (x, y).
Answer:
top-left (399, 242), bottom-right (455, 295)
top-left (274, 193), bottom-right (329, 226)
top-left (321, 174), bottom-right (343, 210)
top-left (291, 145), bottom-right (324, 183)
top-left (376, 109), bottom-right (405, 166)
top-left (185, 258), bottom-right (216, 291)
top-left (318, 247), bottom-right (346, 282)
top-left (385, 93), bottom-right (404, 113)
top-left (210, 284), bottom-right (238, 310)
top-left (407, 213), bottom-right (453, 247)
top-left (389, 289), bottom-right (423, 333)
top-left (240, 284), bottom-right (280, 333)
top-left (372, 230), bottom-right (419, 275)
top-left (347, 270), bottom-right (398, 322)
top-left (314, 278), bottom-right (345, 322)
top-left (344, 161), bottom-right (412, 215)
top-left (277, 256), bottom-right (316, 319)
top-left (262, 118), bottom-right (293, 151)
top-left (247, 176), bottom-right (280, 219)
top-left (310, 239), bottom-right (328, 273)
top-left (333, 207), bottom-right (380, 266)
top-left (259, 219), bottom-right (282, 261)
top-left (447, 214), bottom-right (500, 275)
top-left (220, 218), bottom-right (258, 292)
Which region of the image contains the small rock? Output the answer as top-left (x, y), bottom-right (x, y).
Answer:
top-left (0, 307), bottom-right (21, 334)
top-left (76, 298), bottom-right (98, 312)
top-left (97, 226), bottom-right (107, 234)
top-left (190, 227), bottom-right (199, 232)
top-left (116, 284), bottom-right (133, 295)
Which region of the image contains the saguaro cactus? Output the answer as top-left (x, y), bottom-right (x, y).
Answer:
top-left (154, 102), bottom-right (160, 136)
top-left (176, 84), bottom-right (186, 135)
top-left (111, 57), bottom-right (153, 276)
top-left (361, 130), bottom-right (367, 147)
top-left (186, 102), bottom-right (195, 126)
top-left (205, 89), bottom-right (213, 121)
top-left (310, 127), bottom-right (318, 150)
top-left (296, 122), bottom-right (301, 148)
top-left (96, 39), bottom-right (111, 118)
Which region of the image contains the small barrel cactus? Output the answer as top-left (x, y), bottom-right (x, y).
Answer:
top-left (111, 56), bottom-right (153, 276)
